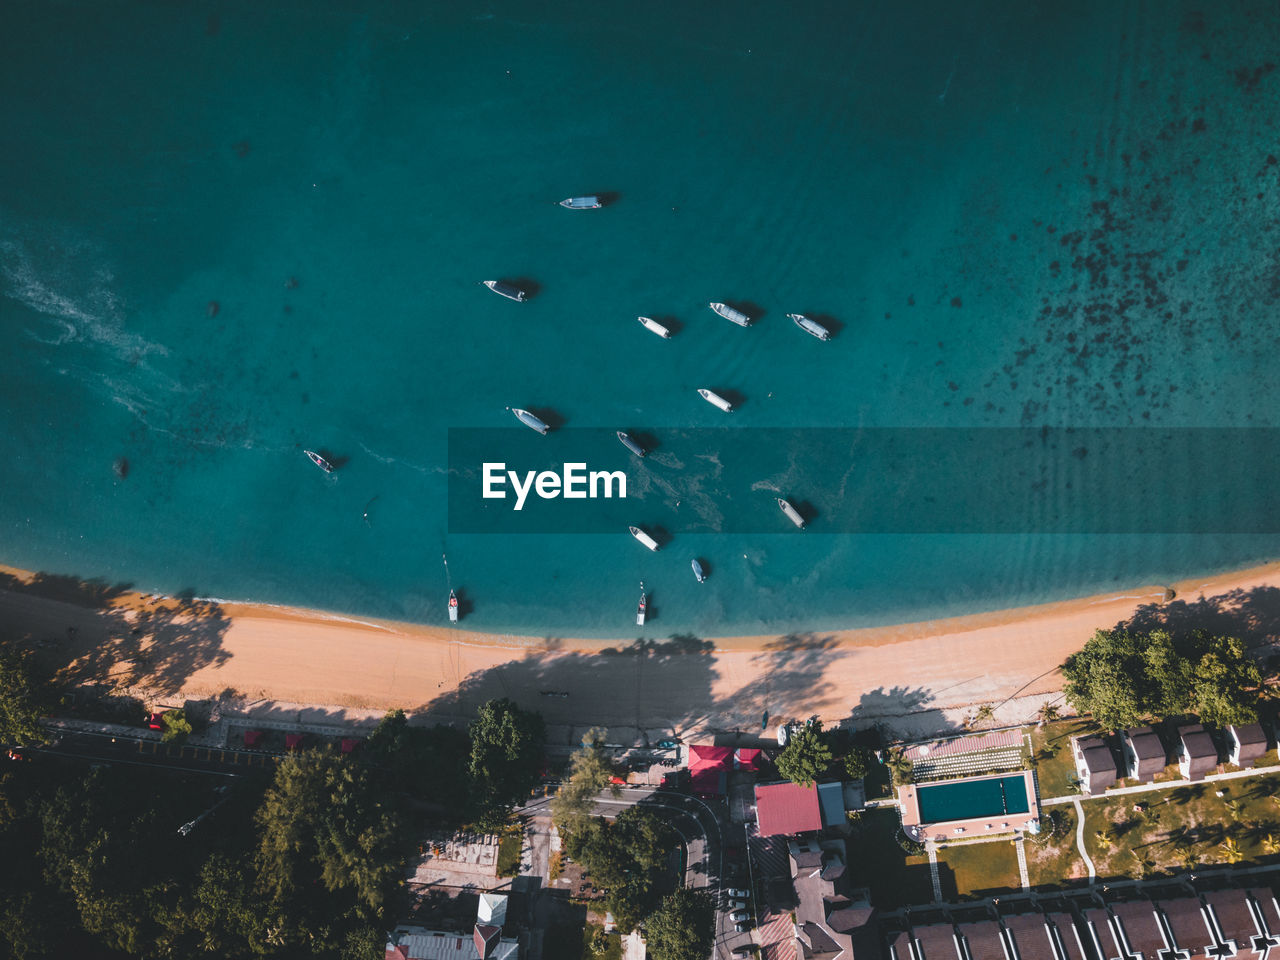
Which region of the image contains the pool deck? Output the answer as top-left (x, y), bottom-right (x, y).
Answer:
top-left (899, 770), bottom-right (1039, 843)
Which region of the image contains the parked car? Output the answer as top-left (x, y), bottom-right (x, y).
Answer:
top-left (726, 888), bottom-right (750, 900)
top-left (732, 947), bottom-right (757, 957)
top-left (735, 923), bottom-right (750, 933)
top-left (728, 900), bottom-right (746, 911)
top-left (730, 910), bottom-right (750, 923)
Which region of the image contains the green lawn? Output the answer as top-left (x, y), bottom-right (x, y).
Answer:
top-left (846, 809), bottom-right (934, 908)
top-left (1023, 805), bottom-right (1088, 889)
top-left (934, 840), bottom-right (1021, 899)
top-left (582, 922), bottom-right (623, 960)
top-left (496, 823), bottom-right (524, 878)
top-left (1029, 718), bottom-right (1099, 797)
top-left (1078, 773), bottom-right (1280, 879)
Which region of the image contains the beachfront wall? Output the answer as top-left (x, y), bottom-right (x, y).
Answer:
top-left (898, 771), bottom-right (1039, 843)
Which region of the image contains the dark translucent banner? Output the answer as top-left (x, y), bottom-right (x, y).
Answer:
top-left (447, 428), bottom-right (1280, 534)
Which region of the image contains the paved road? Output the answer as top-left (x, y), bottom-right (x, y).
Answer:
top-left (23, 729), bottom-right (264, 777)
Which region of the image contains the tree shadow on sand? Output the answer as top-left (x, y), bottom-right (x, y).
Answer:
top-left (0, 571), bottom-right (232, 697)
top-left (1116, 585), bottom-right (1280, 644)
top-left (413, 630), bottom-right (850, 745)
top-left (841, 685), bottom-right (962, 740)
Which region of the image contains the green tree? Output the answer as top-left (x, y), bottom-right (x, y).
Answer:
top-left (776, 720), bottom-right (833, 787)
top-left (361, 709), bottom-right (472, 816)
top-left (468, 698), bottom-right (546, 821)
top-left (169, 854), bottom-right (265, 956)
top-left (645, 888), bottom-right (714, 960)
top-left (1063, 628), bottom-right (1262, 729)
top-left (254, 750), bottom-right (401, 936)
top-left (564, 806), bottom-right (677, 933)
top-left (0, 652), bottom-right (47, 747)
top-left (842, 745), bottom-right (872, 781)
top-left (551, 728), bottom-right (618, 836)
top-left (1189, 636), bottom-right (1262, 726)
top-left (161, 708), bottom-right (193, 744)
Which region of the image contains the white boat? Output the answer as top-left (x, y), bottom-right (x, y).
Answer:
top-left (697, 388), bottom-right (734, 412)
top-left (636, 585), bottom-right (647, 626)
top-left (778, 497), bottom-right (806, 529)
top-left (484, 280), bottom-right (528, 302)
top-left (692, 559), bottom-right (706, 583)
top-left (448, 589), bottom-right (459, 622)
top-left (617, 431), bottom-right (645, 457)
top-left (629, 525), bottom-right (659, 551)
top-left (709, 302), bottom-right (751, 327)
top-left (637, 316), bottom-right (672, 339)
top-left (508, 407), bottom-right (549, 434)
top-left (787, 313), bottom-right (831, 341)
top-left (304, 450), bottom-right (334, 473)
top-left (559, 195), bottom-right (602, 209)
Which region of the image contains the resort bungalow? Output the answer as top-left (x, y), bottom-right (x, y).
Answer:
top-left (1226, 722), bottom-right (1269, 767)
top-left (1120, 726), bottom-right (1166, 782)
top-left (1177, 724), bottom-right (1218, 781)
top-left (1071, 736), bottom-right (1118, 795)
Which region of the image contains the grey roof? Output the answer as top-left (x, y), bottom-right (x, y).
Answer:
top-left (1230, 722), bottom-right (1268, 747)
top-left (1001, 914), bottom-right (1057, 960)
top-left (1111, 901), bottom-right (1166, 959)
top-left (1179, 724), bottom-right (1218, 779)
top-left (961, 920), bottom-right (1008, 960)
top-left (1124, 726), bottom-right (1166, 760)
top-left (1077, 736), bottom-right (1117, 774)
top-left (914, 923), bottom-right (963, 960)
top-left (1204, 888), bottom-right (1259, 952)
top-left (1157, 897), bottom-right (1214, 958)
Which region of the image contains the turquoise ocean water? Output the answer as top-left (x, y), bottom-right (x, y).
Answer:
top-left (3, 1), bottom-right (1280, 638)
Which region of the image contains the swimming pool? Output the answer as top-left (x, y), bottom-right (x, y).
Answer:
top-left (915, 774), bottom-right (1031, 825)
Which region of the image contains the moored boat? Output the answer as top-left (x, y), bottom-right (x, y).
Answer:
top-left (637, 316), bottom-right (672, 339)
top-left (697, 388), bottom-right (734, 412)
top-left (778, 497), bottom-right (806, 529)
top-left (304, 449), bottom-right (334, 473)
top-left (787, 313), bottom-right (831, 341)
top-left (484, 280), bottom-right (528, 301)
top-left (692, 559), bottom-right (706, 583)
top-left (617, 431), bottom-right (645, 457)
top-left (559, 195), bottom-right (602, 209)
top-left (709, 302), bottom-right (751, 327)
top-left (629, 525), bottom-right (659, 551)
top-left (636, 585), bottom-right (647, 626)
top-left (448, 589), bottom-right (459, 622)
top-left (508, 407), bottom-right (550, 434)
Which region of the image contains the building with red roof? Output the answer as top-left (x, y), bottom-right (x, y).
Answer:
top-left (734, 747), bottom-right (763, 771)
top-left (755, 780), bottom-right (824, 836)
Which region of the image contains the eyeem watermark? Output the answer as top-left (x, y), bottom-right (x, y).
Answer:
top-left (482, 462), bottom-right (627, 511)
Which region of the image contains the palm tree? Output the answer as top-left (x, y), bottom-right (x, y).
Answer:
top-left (1179, 846), bottom-right (1199, 870)
top-left (1263, 833), bottom-right (1279, 855)
top-left (972, 704), bottom-right (996, 729)
top-left (1095, 828), bottom-right (1116, 852)
top-left (1037, 702), bottom-right (1061, 727)
top-left (1128, 849), bottom-right (1153, 878)
top-left (1222, 837), bottom-right (1244, 865)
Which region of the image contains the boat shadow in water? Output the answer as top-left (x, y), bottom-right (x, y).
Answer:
top-left (526, 407), bottom-right (567, 430)
top-left (627, 430), bottom-right (662, 454)
top-left (506, 277), bottom-right (542, 299)
top-left (790, 500), bottom-right (819, 527)
top-left (453, 588), bottom-right (474, 620)
top-left (807, 313), bottom-right (844, 338)
top-left (653, 315), bottom-right (683, 336)
top-left (713, 389), bottom-right (747, 410)
top-left (596, 191), bottom-right (621, 207)
top-left (724, 300), bottom-right (765, 324)
top-left (309, 448), bottom-right (349, 471)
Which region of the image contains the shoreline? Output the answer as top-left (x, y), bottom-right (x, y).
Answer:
top-left (3, 559), bottom-right (1279, 734)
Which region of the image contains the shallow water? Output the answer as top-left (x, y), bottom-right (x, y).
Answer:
top-left (2, 1), bottom-right (1279, 637)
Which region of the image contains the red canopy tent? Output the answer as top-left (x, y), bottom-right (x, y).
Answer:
top-left (340, 738), bottom-right (359, 754)
top-left (285, 733), bottom-right (303, 751)
top-left (243, 730), bottom-right (264, 748)
top-left (688, 744), bottom-right (733, 796)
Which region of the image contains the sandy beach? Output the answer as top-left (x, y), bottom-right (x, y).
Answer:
top-left (3, 560), bottom-right (1279, 739)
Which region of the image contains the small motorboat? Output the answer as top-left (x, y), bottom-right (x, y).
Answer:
top-left (692, 558), bottom-right (706, 583)
top-left (637, 316), bottom-right (673, 339)
top-left (448, 589), bottom-right (459, 622)
top-left (508, 407), bottom-right (550, 434)
top-left (788, 313), bottom-right (831, 341)
top-left (617, 431), bottom-right (645, 457)
top-left (629, 525), bottom-right (659, 551)
top-left (559, 195), bottom-right (602, 209)
top-left (484, 280), bottom-right (528, 301)
top-left (697, 388), bottom-right (734, 412)
top-left (636, 585), bottom-right (647, 626)
top-left (304, 450), bottom-right (334, 473)
top-left (709, 302), bottom-right (751, 327)
top-left (778, 497), bottom-right (806, 529)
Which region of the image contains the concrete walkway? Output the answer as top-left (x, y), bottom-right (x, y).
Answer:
top-left (1072, 798), bottom-right (1097, 881)
top-left (1041, 764), bottom-right (1280, 807)
top-left (1015, 838), bottom-right (1030, 891)
top-left (927, 844), bottom-right (942, 902)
